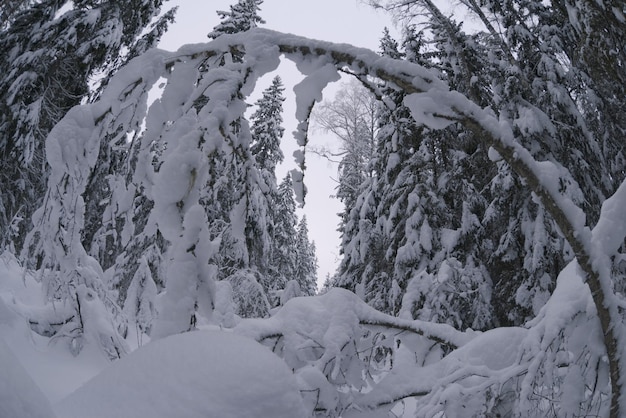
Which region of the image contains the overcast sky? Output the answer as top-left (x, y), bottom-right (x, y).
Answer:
top-left (159, 0), bottom-right (395, 286)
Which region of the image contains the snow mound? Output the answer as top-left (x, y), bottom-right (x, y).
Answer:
top-left (0, 280), bottom-right (56, 418)
top-left (55, 330), bottom-right (305, 418)
top-left (0, 337), bottom-right (57, 418)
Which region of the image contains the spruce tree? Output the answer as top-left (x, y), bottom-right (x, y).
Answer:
top-left (0, 0), bottom-right (171, 254)
top-left (0, 0), bottom-right (32, 29)
top-left (335, 25), bottom-right (495, 329)
top-left (156, 0), bottom-right (277, 318)
top-left (207, 0), bottom-right (265, 40)
top-left (251, 76), bottom-right (285, 174)
top-left (356, 0), bottom-right (624, 327)
top-left (268, 174), bottom-right (299, 297)
top-left (6, 0), bottom-right (173, 355)
top-left (335, 27), bottom-right (424, 316)
top-left (294, 216), bottom-right (318, 296)
top-left (250, 76), bottom-right (286, 294)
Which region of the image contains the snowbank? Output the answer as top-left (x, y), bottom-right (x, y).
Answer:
top-left (0, 311), bottom-right (56, 418)
top-left (0, 253), bottom-right (110, 404)
top-left (55, 330), bottom-right (306, 418)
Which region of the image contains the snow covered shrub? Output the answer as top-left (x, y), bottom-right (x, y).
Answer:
top-left (236, 288), bottom-right (467, 416)
top-left (227, 269), bottom-right (271, 318)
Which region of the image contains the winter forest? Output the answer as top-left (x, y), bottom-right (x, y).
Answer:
top-left (1, 0), bottom-right (625, 417)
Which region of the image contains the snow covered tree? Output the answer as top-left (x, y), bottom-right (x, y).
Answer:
top-left (248, 76), bottom-right (287, 303)
top-left (294, 216), bottom-right (318, 296)
top-left (334, 26), bottom-right (494, 329)
top-left (143, 0), bottom-right (273, 320)
top-left (247, 77), bottom-right (312, 303)
top-left (334, 27), bottom-right (425, 315)
top-left (265, 174), bottom-right (298, 302)
top-left (123, 256), bottom-right (157, 340)
top-left (251, 76), bottom-right (285, 174)
top-left (0, 0), bottom-right (171, 255)
top-left (207, 0), bottom-right (265, 40)
top-left (345, 0), bottom-right (623, 329)
top-left (227, 269), bottom-right (271, 318)
top-left (1, 0), bottom-right (172, 357)
top-left (367, 0), bottom-right (624, 329)
top-left (390, 19), bottom-right (494, 328)
top-left (0, 0), bottom-right (32, 29)
top-left (81, 4), bottom-right (176, 281)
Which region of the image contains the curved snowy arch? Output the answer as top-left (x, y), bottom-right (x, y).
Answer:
top-left (34, 27), bottom-right (626, 415)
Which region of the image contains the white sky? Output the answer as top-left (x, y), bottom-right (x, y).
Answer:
top-left (159, 0), bottom-right (395, 287)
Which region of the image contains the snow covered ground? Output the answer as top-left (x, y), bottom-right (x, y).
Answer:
top-left (0, 237), bottom-right (615, 417)
top-left (0, 254), bottom-right (304, 418)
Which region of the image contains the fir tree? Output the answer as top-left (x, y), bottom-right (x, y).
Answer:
top-left (207, 0), bottom-right (265, 40)
top-left (294, 216), bottom-right (318, 296)
top-left (262, 174), bottom-right (298, 302)
top-left (0, 0), bottom-right (171, 255)
top-left (335, 27), bottom-right (424, 316)
top-left (176, 0), bottom-right (275, 317)
top-left (251, 76), bottom-right (285, 174)
top-left (335, 25), bottom-right (495, 328)
top-left (249, 76), bottom-right (286, 303)
top-left (7, 0), bottom-right (173, 355)
top-left (123, 256), bottom-right (157, 338)
top-left (227, 269), bottom-right (271, 318)
top-left (0, 0), bottom-right (32, 29)
top-left (82, 4), bottom-right (177, 277)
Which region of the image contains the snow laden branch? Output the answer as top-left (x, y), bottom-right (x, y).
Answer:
top-left (234, 289), bottom-right (473, 416)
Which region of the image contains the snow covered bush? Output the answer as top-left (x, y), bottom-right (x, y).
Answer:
top-left (56, 330), bottom-right (306, 418)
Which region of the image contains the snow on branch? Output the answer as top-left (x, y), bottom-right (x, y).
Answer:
top-left (234, 289), bottom-right (473, 415)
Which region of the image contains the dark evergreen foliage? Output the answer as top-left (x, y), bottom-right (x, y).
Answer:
top-left (294, 216), bottom-right (319, 296)
top-left (207, 0), bottom-right (264, 40)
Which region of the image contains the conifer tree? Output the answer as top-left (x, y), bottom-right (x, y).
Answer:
top-left (6, 0), bottom-right (173, 355)
top-left (0, 0), bottom-right (31, 29)
top-left (268, 174), bottom-right (299, 298)
top-left (294, 216), bottom-right (318, 296)
top-left (163, 0), bottom-right (277, 318)
top-left (355, 0), bottom-right (624, 328)
top-left (207, 0), bottom-right (265, 40)
top-left (335, 25), bottom-right (494, 329)
top-left (335, 27), bottom-right (425, 315)
top-left (251, 76), bottom-right (285, 174)
top-left (82, 5), bottom-right (176, 276)
top-left (248, 77), bottom-right (311, 306)
top-left (0, 0), bottom-right (171, 255)
top-left (123, 256), bottom-right (157, 338)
